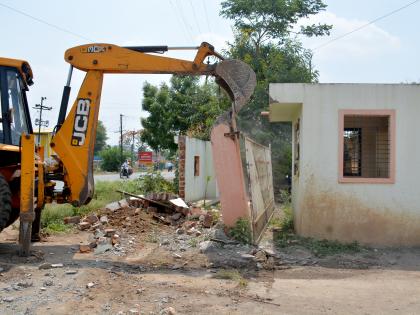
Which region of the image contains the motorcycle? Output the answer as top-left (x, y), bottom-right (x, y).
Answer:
top-left (120, 164), bottom-right (133, 179)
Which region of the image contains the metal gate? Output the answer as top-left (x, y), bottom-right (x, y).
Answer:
top-left (242, 136), bottom-right (275, 243)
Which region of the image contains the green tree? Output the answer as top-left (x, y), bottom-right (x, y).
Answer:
top-left (99, 146), bottom-right (130, 172)
top-left (221, 0), bottom-right (331, 195)
top-left (94, 120), bottom-right (108, 154)
top-left (140, 76), bottom-right (229, 154)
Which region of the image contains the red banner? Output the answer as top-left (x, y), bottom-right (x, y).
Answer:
top-left (138, 151), bottom-right (153, 163)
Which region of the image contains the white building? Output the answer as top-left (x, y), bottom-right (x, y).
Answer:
top-left (269, 83), bottom-right (420, 246)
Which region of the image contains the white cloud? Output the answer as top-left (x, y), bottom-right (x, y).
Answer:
top-left (194, 32), bottom-right (232, 53)
top-left (300, 11), bottom-right (401, 59)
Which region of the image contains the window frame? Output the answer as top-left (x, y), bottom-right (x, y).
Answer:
top-left (0, 66), bottom-right (33, 145)
top-left (338, 109), bottom-right (396, 184)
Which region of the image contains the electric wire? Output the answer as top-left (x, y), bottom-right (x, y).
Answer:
top-left (0, 2), bottom-right (94, 42)
top-left (175, 0), bottom-right (196, 42)
top-left (169, 0), bottom-right (192, 43)
top-left (189, 0), bottom-right (202, 34)
top-left (313, 0), bottom-right (420, 51)
top-left (202, 0), bottom-right (213, 33)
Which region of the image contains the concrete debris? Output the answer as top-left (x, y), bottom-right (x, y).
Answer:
top-left (169, 198), bottom-right (188, 208)
top-left (3, 296), bottom-right (15, 302)
top-left (100, 215), bottom-right (109, 224)
top-left (94, 243), bottom-right (113, 254)
top-left (104, 201), bottom-right (121, 212)
top-left (129, 309), bottom-right (139, 314)
top-left (118, 199), bottom-right (129, 208)
top-left (86, 282), bottom-right (95, 289)
top-left (65, 270), bottom-right (78, 275)
top-left (63, 216), bottom-right (81, 225)
top-left (199, 241), bottom-right (217, 253)
top-left (51, 263), bottom-right (64, 268)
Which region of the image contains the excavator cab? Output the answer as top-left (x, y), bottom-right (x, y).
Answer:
top-left (0, 58), bottom-right (34, 234)
top-left (0, 58), bottom-right (33, 146)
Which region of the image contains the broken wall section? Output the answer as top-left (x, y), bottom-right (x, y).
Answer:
top-left (178, 136), bottom-right (218, 203)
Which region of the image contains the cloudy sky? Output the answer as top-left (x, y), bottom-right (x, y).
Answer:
top-left (2, 0), bottom-right (419, 144)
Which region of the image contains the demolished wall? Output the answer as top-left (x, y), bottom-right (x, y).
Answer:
top-left (178, 136), bottom-right (218, 203)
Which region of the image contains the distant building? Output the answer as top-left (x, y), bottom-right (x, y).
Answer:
top-left (34, 128), bottom-right (55, 157)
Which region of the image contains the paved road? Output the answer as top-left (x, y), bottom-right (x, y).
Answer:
top-left (94, 170), bottom-right (175, 182)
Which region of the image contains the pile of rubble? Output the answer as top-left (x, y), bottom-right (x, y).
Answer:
top-left (62, 193), bottom-right (219, 255)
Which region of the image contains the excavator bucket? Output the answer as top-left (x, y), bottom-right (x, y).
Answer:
top-left (215, 59), bottom-right (256, 113)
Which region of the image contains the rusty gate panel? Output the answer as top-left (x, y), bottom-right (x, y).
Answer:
top-left (242, 136), bottom-right (275, 243)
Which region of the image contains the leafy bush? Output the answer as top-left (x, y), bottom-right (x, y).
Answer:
top-left (99, 147), bottom-right (130, 171)
top-left (136, 172), bottom-right (176, 194)
top-left (229, 217), bottom-right (252, 244)
top-left (281, 205), bottom-right (294, 232)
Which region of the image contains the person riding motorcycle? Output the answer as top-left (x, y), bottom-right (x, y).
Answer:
top-left (120, 159), bottom-right (130, 178)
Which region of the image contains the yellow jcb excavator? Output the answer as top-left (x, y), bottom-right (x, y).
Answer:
top-left (0, 42), bottom-right (256, 255)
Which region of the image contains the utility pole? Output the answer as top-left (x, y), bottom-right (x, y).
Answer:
top-left (120, 114), bottom-right (123, 164)
top-left (132, 130), bottom-right (136, 165)
top-left (33, 97), bottom-right (51, 146)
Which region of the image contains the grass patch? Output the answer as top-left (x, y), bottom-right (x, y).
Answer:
top-left (274, 231), bottom-right (361, 257)
top-left (41, 179), bottom-right (145, 234)
top-left (213, 269), bottom-right (248, 288)
top-left (228, 217), bottom-right (252, 244)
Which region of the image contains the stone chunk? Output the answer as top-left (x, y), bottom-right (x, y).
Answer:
top-left (38, 263), bottom-right (52, 270)
top-left (85, 214), bottom-right (99, 224)
top-left (199, 241), bottom-right (217, 253)
top-left (105, 201), bottom-right (121, 212)
top-left (99, 215), bottom-right (108, 224)
top-left (118, 199), bottom-right (129, 208)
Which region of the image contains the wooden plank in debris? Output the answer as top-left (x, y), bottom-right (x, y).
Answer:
top-left (116, 190), bottom-right (170, 209)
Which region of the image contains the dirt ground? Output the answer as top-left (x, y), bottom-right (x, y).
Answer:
top-left (2, 209), bottom-right (420, 315)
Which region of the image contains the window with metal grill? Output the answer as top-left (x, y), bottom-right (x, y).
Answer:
top-left (339, 110), bottom-right (395, 183)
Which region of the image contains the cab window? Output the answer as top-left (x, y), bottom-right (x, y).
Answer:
top-left (0, 86), bottom-right (3, 143)
top-left (6, 70), bottom-right (29, 145)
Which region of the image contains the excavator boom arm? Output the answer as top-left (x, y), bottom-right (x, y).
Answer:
top-left (50, 42), bottom-right (255, 206)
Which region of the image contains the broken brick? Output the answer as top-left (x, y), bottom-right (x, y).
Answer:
top-left (63, 216), bottom-right (80, 225)
top-left (202, 213), bottom-right (213, 228)
top-left (78, 222), bottom-right (91, 231)
top-left (85, 214), bottom-right (99, 224)
top-left (79, 245), bottom-right (91, 253)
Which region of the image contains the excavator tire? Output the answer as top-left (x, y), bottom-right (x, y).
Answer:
top-left (0, 174), bottom-right (12, 232)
